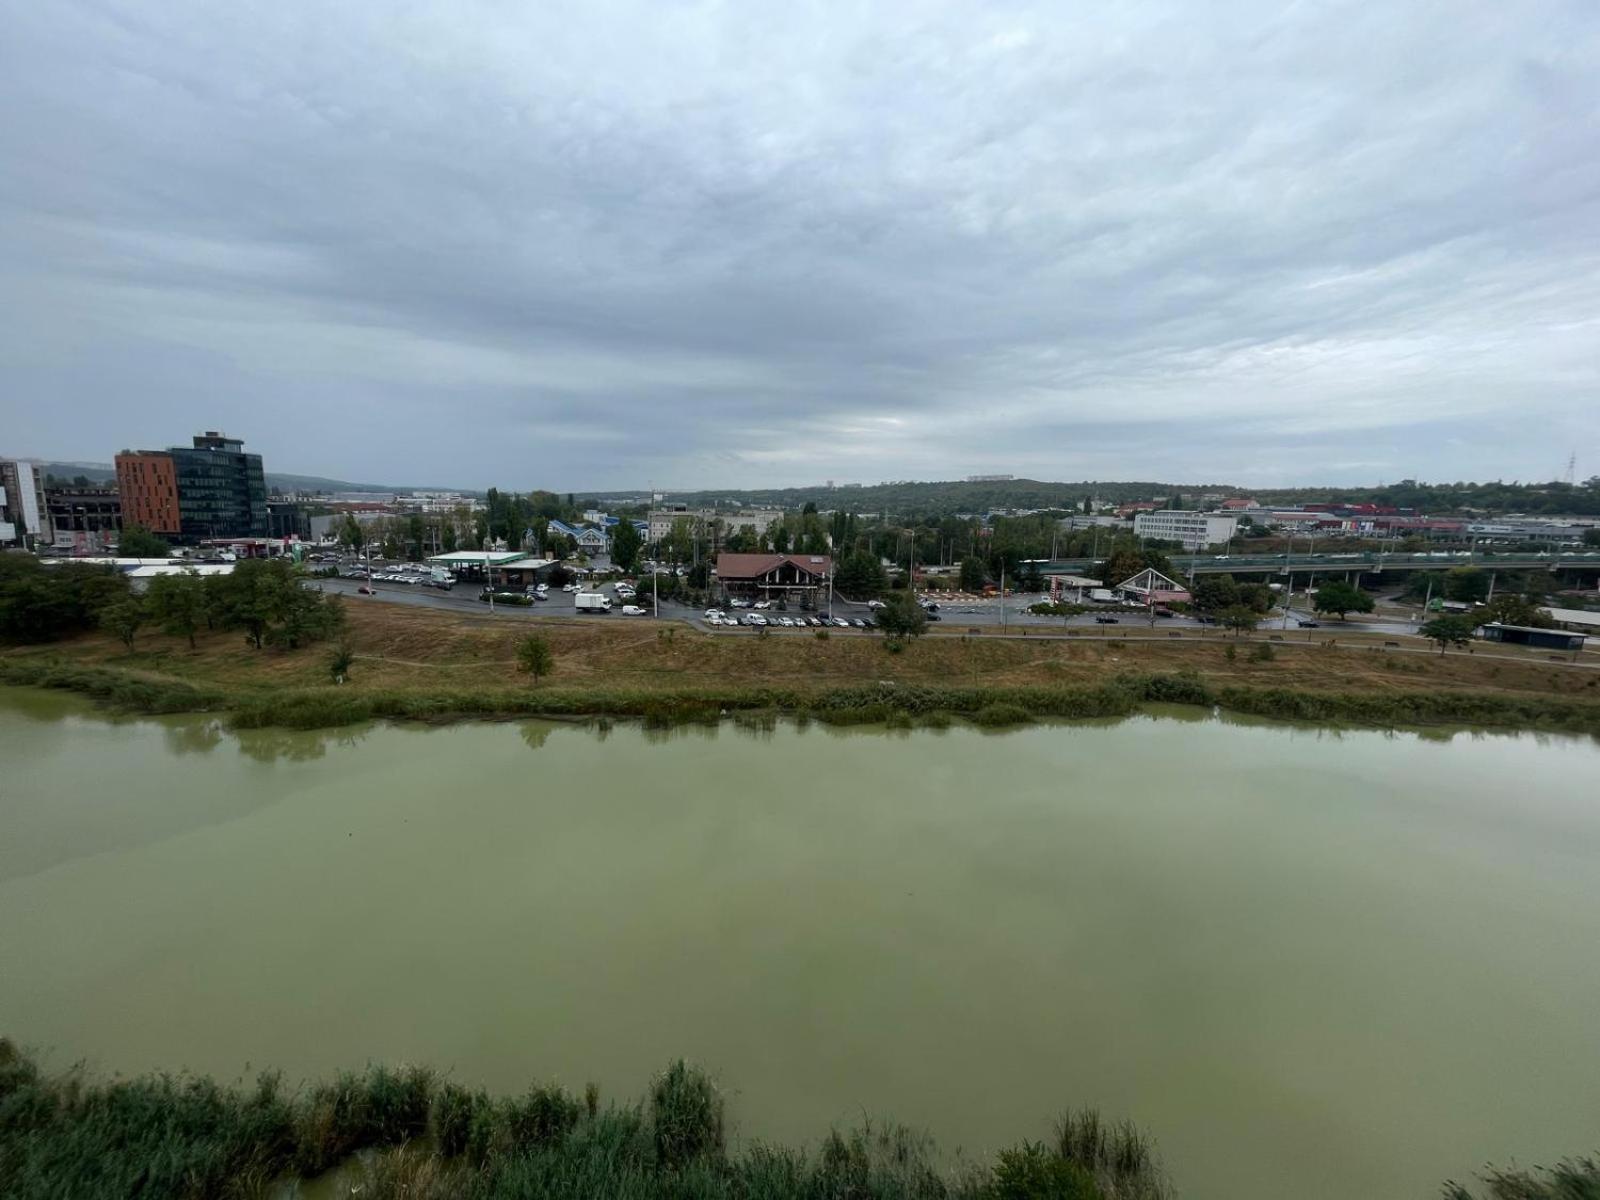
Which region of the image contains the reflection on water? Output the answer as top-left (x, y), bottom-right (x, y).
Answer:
top-left (164, 718), bottom-right (224, 757)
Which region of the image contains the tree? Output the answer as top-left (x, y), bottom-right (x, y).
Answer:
top-left (1480, 594), bottom-right (1554, 628)
top-left (1237, 582), bottom-right (1275, 613)
top-left (1420, 615), bottom-right (1477, 655)
top-left (876, 590), bottom-right (928, 639)
top-left (959, 556), bottom-right (987, 592)
top-left (1191, 574), bottom-right (1240, 613)
top-left (610, 520), bottom-right (643, 572)
top-left (1584, 528), bottom-right (1600, 549)
top-left (516, 632), bottom-right (554, 683)
top-left (99, 596), bottom-right (146, 650)
top-left (547, 564), bottom-right (573, 588)
top-left (1443, 567), bottom-right (1490, 603)
top-left (834, 550), bottom-right (887, 600)
top-left (1219, 605), bottom-right (1260, 637)
top-left (118, 524), bottom-right (170, 558)
top-left (328, 641), bottom-right (355, 684)
top-left (144, 571), bottom-right (207, 648)
top-left (338, 513), bottom-right (365, 551)
top-left (1312, 579), bottom-right (1375, 621)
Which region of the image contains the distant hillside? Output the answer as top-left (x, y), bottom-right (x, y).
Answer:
top-left (586, 478), bottom-right (1236, 516)
top-left (35, 462), bottom-right (478, 497)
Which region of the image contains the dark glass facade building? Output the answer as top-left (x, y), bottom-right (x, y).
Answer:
top-left (169, 433), bottom-right (268, 540)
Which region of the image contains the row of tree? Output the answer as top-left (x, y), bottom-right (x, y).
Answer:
top-left (0, 555), bottom-right (345, 652)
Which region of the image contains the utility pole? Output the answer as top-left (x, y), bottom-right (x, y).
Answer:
top-left (1000, 564), bottom-right (1007, 632)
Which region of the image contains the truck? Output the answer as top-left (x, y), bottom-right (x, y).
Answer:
top-left (574, 592), bottom-right (612, 613)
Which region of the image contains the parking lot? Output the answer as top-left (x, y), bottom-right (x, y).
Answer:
top-left (311, 555), bottom-right (1426, 638)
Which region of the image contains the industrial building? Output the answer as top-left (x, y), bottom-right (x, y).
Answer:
top-left (47, 487), bottom-right (122, 553)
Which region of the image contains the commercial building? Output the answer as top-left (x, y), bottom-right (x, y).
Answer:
top-left (1132, 510), bottom-right (1238, 549)
top-left (47, 487), bottom-right (122, 553)
top-left (266, 500), bottom-right (312, 541)
top-left (1479, 623), bottom-right (1585, 652)
top-left (714, 552), bottom-right (832, 603)
top-left (0, 459), bottom-right (52, 547)
top-left (115, 432), bottom-right (268, 542)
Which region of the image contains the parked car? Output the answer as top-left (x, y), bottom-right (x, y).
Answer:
top-left (832, 617), bottom-right (850, 628)
top-left (748, 614), bottom-right (768, 626)
top-left (853, 618), bottom-right (870, 628)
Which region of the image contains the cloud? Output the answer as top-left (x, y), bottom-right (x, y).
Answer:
top-left (1, 0), bottom-right (1596, 489)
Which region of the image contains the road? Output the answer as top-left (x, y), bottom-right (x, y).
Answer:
top-left (322, 573), bottom-right (1435, 641)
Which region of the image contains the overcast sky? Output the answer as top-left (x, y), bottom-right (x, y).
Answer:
top-left (2, 2), bottom-right (1596, 491)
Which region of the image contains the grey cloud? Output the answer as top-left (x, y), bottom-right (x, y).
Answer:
top-left (1, 1), bottom-right (1596, 489)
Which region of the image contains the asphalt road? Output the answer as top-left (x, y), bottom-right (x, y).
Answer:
top-left (322, 570), bottom-right (1426, 641)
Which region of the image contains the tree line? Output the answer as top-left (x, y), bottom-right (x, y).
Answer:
top-left (0, 556), bottom-right (345, 653)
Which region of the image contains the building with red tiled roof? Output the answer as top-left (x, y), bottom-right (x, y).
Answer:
top-left (715, 553), bottom-right (833, 602)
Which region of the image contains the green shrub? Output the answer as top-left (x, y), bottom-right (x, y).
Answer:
top-left (649, 1060), bottom-right (724, 1170)
top-left (992, 1141), bottom-right (1103, 1199)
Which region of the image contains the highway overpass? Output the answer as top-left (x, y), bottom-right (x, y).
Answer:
top-left (1036, 550), bottom-right (1600, 579)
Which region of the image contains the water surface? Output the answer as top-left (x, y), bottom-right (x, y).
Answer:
top-left (2, 687), bottom-right (1598, 1198)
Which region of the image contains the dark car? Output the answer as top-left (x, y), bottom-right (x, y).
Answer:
top-left (924, 611), bottom-right (941, 621)
top-left (1095, 615), bottom-right (1119, 624)
top-left (1297, 619), bottom-right (1321, 628)
top-left (357, 585), bottom-right (375, 595)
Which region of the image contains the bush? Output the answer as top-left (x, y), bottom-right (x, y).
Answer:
top-left (992, 1141), bottom-right (1103, 1199)
top-left (650, 1060), bottom-right (724, 1170)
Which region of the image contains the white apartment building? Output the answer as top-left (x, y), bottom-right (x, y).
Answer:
top-left (1133, 510), bottom-right (1238, 549)
top-left (648, 507), bottom-right (783, 542)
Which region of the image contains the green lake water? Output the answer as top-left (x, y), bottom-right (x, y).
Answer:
top-left (2, 686), bottom-right (1598, 1198)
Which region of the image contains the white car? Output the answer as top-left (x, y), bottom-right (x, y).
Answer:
top-left (704, 609), bottom-right (725, 619)
top-left (832, 617), bottom-right (850, 628)
top-left (748, 614), bottom-right (768, 626)
top-left (777, 616), bottom-right (794, 627)
top-left (867, 599), bottom-right (886, 609)
top-left (730, 598), bottom-right (750, 608)
top-left (753, 600), bottom-right (771, 610)
top-left (621, 604), bottom-right (646, 616)
top-left (562, 582), bottom-right (580, 592)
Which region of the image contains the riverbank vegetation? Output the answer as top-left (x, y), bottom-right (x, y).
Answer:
top-left (0, 1039), bottom-right (1168, 1199)
top-left (3, 1039), bottom-right (1591, 1199)
top-left (2, 600), bottom-right (1597, 733)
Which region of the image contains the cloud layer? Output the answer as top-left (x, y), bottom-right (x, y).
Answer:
top-left (3, 1), bottom-right (1597, 489)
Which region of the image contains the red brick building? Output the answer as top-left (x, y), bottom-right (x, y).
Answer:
top-left (115, 451), bottom-right (180, 535)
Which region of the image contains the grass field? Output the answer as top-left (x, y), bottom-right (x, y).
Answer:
top-left (3, 602), bottom-right (1599, 732)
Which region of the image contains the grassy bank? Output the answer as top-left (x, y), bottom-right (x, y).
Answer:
top-left (3, 601), bottom-right (1598, 734)
top-left (0, 1039), bottom-right (1165, 1200)
top-left (4, 653), bottom-right (1600, 737)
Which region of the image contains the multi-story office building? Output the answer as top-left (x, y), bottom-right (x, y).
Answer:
top-left (1132, 510), bottom-right (1239, 549)
top-left (116, 432), bottom-right (268, 541)
top-left (0, 459), bottom-right (53, 547)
